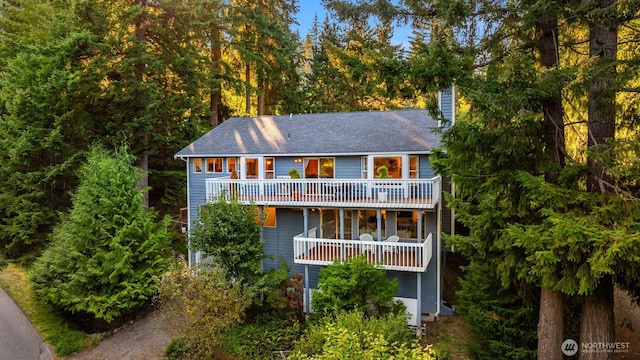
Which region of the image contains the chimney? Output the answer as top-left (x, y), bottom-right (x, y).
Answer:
top-left (438, 84), bottom-right (455, 129)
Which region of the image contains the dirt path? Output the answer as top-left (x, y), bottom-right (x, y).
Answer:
top-left (64, 307), bottom-right (179, 360)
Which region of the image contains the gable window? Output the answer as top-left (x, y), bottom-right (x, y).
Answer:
top-left (193, 158), bottom-right (203, 173)
top-left (409, 156), bottom-right (419, 178)
top-left (374, 156), bottom-right (402, 178)
top-left (206, 158), bottom-right (223, 173)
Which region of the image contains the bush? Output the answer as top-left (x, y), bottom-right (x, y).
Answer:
top-left (189, 195), bottom-right (264, 284)
top-left (30, 145), bottom-right (170, 327)
top-left (158, 258), bottom-right (252, 359)
top-left (289, 310), bottom-right (434, 360)
top-left (221, 313), bottom-right (303, 358)
top-left (312, 255), bottom-right (405, 318)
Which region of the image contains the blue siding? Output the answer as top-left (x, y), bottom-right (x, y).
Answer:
top-left (439, 85), bottom-right (455, 126)
top-left (275, 157), bottom-right (299, 177)
top-left (335, 156), bottom-right (362, 179)
top-left (185, 155), bottom-right (443, 316)
top-left (418, 155), bottom-right (435, 179)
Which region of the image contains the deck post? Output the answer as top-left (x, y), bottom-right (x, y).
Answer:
top-left (305, 264), bottom-right (310, 314)
top-left (303, 208), bottom-right (311, 314)
top-left (339, 208), bottom-right (345, 260)
top-left (376, 209), bottom-right (382, 241)
top-left (417, 272), bottom-right (422, 329)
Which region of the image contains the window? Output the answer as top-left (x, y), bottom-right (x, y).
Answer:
top-left (358, 210), bottom-right (385, 239)
top-left (409, 156), bottom-right (419, 179)
top-left (206, 158), bottom-right (223, 173)
top-left (374, 156), bottom-right (402, 178)
top-left (361, 157), bottom-right (367, 179)
top-left (319, 209), bottom-right (351, 239)
top-left (193, 158), bottom-right (202, 173)
top-left (265, 157), bottom-right (275, 179)
top-left (263, 207), bottom-right (276, 227)
top-left (227, 158), bottom-right (237, 173)
top-left (245, 158), bottom-right (258, 179)
top-left (397, 211), bottom-right (418, 239)
top-left (304, 158), bottom-right (334, 178)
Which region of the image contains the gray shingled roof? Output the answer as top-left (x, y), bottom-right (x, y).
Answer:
top-left (175, 109), bottom-right (442, 157)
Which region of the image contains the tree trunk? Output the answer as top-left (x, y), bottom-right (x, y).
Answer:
top-left (580, 276), bottom-right (615, 360)
top-left (586, 0), bottom-right (617, 193)
top-left (245, 63), bottom-right (251, 114)
top-left (581, 0), bottom-right (617, 357)
top-left (538, 288), bottom-right (565, 360)
top-left (134, 0), bottom-right (149, 208)
top-left (536, 11), bottom-right (567, 360)
top-left (209, 24), bottom-right (222, 128)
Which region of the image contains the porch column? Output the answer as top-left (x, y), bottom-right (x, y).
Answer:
top-left (376, 209), bottom-right (382, 241)
top-left (303, 208), bottom-right (310, 314)
top-left (305, 265), bottom-right (310, 314)
top-left (417, 210), bottom-right (423, 330)
top-left (340, 208), bottom-right (345, 260)
top-left (417, 272), bottom-right (422, 329)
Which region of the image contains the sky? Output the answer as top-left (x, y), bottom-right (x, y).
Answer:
top-left (291, 0), bottom-right (412, 48)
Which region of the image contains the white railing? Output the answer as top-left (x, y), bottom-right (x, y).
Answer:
top-left (293, 232), bottom-right (433, 272)
top-left (205, 177), bottom-right (441, 209)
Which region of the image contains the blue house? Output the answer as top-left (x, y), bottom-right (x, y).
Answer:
top-left (175, 95), bottom-right (455, 328)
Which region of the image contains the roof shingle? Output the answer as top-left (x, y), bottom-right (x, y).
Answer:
top-left (175, 109), bottom-right (442, 157)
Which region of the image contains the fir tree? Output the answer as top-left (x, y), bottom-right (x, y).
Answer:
top-left (31, 145), bottom-right (170, 325)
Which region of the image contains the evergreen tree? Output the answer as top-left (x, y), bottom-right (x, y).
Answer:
top-left (0, 1), bottom-right (97, 257)
top-left (31, 145), bottom-right (170, 325)
top-left (326, 1), bottom-right (640, 358)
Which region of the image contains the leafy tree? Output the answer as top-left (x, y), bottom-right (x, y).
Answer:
top-left (159, 258), bottom-right (251, 360)
top-left (311, 255), bottom-right (404, 318)
top-left (31, 145), bottom-right (170, 325)
top-left (189, 196), bottom-right (264, 283)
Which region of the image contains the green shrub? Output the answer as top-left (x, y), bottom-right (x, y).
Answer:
top-left (289, 310), bottom-right (435, 360)
top-left (221, 314), bottom-right (303, 358)
top-left (158, 258), bottom-right (252, 359)
top-left (189, 195), bottom-right (264, 284)
top-left (30, 145), bottom-right (170, 327)
top-left (312, 255), bottom-right (404, 318)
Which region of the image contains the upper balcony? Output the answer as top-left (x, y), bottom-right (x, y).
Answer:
top-left (205, 177), bottom-right (441, 209)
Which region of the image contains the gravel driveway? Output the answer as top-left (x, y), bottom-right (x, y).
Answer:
top-left (65, 307), bottom-right (179, 360)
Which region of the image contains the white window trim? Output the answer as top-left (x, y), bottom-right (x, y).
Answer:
top-left (205, 158), bottom-right (223, 173)
top-left (369, 155), bottom-right (408, 179)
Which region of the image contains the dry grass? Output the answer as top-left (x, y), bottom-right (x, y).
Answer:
top-left (422, 314), bottom-right (475, 360)
top-left (0, 262), bottom-right (92, 356)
